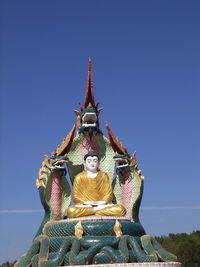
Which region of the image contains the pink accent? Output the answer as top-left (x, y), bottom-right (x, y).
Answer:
top-left (81, 136), bottom-right (100, 162)
top-left (51, 176), bottom-right (62, 220)
top-left (122, 172), bottom-right (133, 217)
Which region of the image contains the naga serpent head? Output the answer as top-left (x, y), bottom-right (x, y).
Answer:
top-left (43, 154), bottom-right (69, 175)
top-left (74, 59), bottom-right (103, 138)
top-left (113, 153), bottom-right (131, 169)
top-left (36, 154), bottom-right (69, 188)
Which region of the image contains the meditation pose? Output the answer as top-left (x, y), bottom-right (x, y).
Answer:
top-left (67, 151), bottom-right (126, 218)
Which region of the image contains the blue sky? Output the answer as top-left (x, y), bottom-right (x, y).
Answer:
top-left (0, 0), bottom-right (200, 263)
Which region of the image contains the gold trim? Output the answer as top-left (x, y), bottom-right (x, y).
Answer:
top-left (75, 221), bottom-right (84, 239)
top-left (114, 219), bottom-right (123, 237)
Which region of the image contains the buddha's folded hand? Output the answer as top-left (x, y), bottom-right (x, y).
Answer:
top-left (83, 201), bottom-right (106, 206)
top-left (93, 203), bottom-right (114, 212)
top-left (75, 204), bottom-right (92, 208)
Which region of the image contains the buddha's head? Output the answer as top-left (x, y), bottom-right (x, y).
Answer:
top-left (84, 150), bottom-right (99, 173)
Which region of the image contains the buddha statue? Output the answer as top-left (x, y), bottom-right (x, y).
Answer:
top-left (66, 151), bottom-right (126, 218)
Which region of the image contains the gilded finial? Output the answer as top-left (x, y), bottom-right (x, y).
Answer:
top-left (87, 102), bottom-right (93, 108)
top-left (114, 219), bottom-right (123, 237)
top-left (75, 221), bottom-right (84, 239)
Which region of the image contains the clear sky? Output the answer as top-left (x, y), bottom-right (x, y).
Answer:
top-left (0, 0), bottom-right (200, 263)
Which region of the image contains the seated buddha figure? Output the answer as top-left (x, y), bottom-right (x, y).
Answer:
top-left (67, 151), bottom-right (126, 218)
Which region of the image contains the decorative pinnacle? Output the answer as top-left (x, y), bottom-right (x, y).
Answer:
top-left (84, 58), bottom-right (95, 108)
top-left (106, 123), bottom-right (127, 154)
top-left (88, 57), bottom-right (92, 71)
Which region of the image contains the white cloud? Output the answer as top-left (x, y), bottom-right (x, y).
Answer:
top-left (0, 209), bottom-right (43, 214)
top-left (141, 205), bottom-right (200, 210)
top-left (0, 205), bottom-right (200, 214)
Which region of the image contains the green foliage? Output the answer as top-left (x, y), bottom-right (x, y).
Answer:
top-left (0, 262), bottom-right (16, 267)
top-left (156, 231), bottom-right (200, 267)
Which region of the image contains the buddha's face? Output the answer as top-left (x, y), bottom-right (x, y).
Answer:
top-left (84, 156), bottom-right (99, 173)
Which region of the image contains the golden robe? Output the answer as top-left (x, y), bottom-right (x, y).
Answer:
top-left (67, 170), bottom-right (126, 218)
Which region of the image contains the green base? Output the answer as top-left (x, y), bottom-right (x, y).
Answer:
top-left (43, 218), bottom-right (146, 237)
top-left (14, 219), bottom-right (177, 267)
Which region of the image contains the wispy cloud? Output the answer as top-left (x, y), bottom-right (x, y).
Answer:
top-left (0, 206), bottom-right (200, 214)
top-left (141, 205), bottom-right (200, 210)
top-left (0, 209), bottom-right (43, 214)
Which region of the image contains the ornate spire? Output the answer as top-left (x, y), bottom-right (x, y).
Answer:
top-left (74, 59), bottom-right (103, 131)
top-left (106, 123), bottom-right (127, 154)
top-left (84, 58), bottom-right (95, 108)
